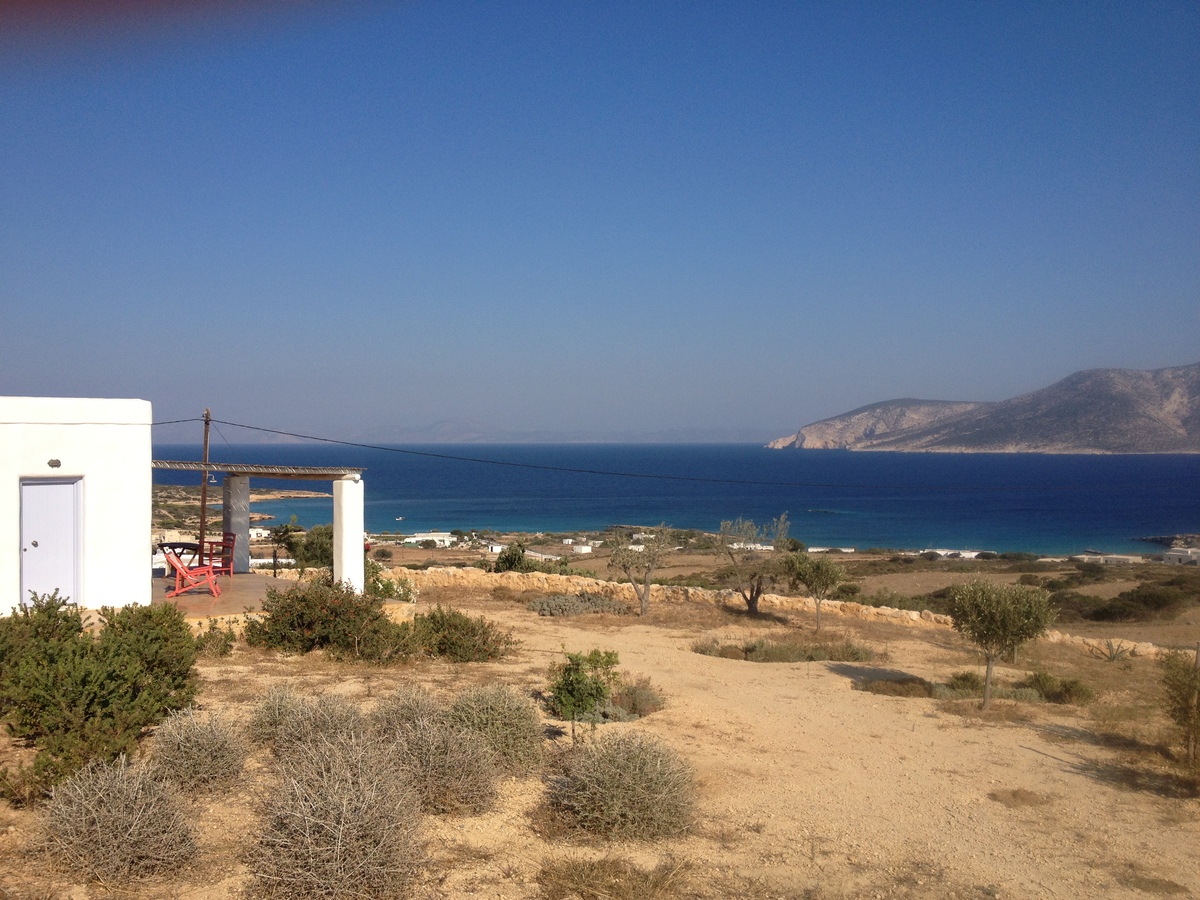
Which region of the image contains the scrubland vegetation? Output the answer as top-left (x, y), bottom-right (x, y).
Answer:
top-left (1, 556), bottom-right (1198, 897)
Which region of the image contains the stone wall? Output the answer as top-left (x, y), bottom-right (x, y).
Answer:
top-left (391, 566), bottom-right (1179, 660)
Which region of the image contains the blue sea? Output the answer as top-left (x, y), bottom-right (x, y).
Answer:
top-left (152, 444), bottom-right (1200, 555)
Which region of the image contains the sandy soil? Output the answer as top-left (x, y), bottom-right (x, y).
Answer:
top-left (2, 575), bottom-right (1197, 900)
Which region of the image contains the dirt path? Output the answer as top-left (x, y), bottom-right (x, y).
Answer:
top-left (410, 599), bottom-right (1200, 899)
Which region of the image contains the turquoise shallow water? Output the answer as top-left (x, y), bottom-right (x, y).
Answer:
top-left (153, 444), bottom-right (1200, 555)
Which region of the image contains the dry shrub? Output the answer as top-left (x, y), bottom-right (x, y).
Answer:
top-left (537, 854), bottom-right (687, 900)
top-left (248, 734), bottom-right (423, 899)
top-left (246, 685), bottom-right (302, 747)
top-left (256, 692), bottom-right (368, 757)
top-left (372, 685), bottom-right (446, 733)
top-left (548, 730), bottom-right (694, 839)
top-left (527, 593), bottom-right (631, 617)
top-left (392, 719), bottom-right (498, 814)
top-left (152, 708), bottom-right (247, 793)
top-left (447, 685), bottom-right (543, 775)
top-left (47, 757), bottom-right (196, 880)
top-left (610, 675), bottom-right (665, 718)
top-left (857, 678), bottom-right (934, 698)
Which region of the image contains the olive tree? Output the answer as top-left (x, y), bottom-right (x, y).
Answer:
top-left (717, 515), bottom-right (789, 616)
top-left (785, 552), bottom-right (846, 634)
top-left (947, 581), bottom-right (1055, 709)
top-left (1160, 645), bottom-right (1200, 766)
top-left (608, 526), bottom-right (672, 617)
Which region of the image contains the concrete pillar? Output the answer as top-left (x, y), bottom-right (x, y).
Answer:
top-left (221, 475), bottom-right (252, 574)
top-left (333, 475), bottom-right (364, 593)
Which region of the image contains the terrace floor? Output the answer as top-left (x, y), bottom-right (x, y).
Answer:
top-left (148, 570), bottom-right (290, 620)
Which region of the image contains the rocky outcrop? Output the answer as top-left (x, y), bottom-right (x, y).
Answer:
top-left (768, 400), bottom-right (985, 449)
top-left (769, 362), bottom-right (1200, 453)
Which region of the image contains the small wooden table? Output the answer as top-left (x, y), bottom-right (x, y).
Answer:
top-left (158, 541), bottom-right (201, 572)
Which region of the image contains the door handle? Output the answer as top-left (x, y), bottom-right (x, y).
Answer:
top-left (31, 541), bottom-right (38, 548)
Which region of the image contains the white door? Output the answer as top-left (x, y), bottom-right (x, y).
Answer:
top-left (20, 479), bottom-right (81, 605)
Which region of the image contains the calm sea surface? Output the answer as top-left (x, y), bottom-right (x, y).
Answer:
top-left (153, 444), bottom-right (1200, 555)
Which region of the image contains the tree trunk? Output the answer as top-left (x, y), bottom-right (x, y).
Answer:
top-left (745, 585), bottom-right (761, 616)
top-left (1190, 643), bottom-right (1199, 766)
top-left (982, 655), bottom-right (995, 710)
top-left (640, 573), bottom-right (651, 616)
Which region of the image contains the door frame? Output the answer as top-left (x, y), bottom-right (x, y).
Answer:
top-left (19, 477), bottom-right (83, 606)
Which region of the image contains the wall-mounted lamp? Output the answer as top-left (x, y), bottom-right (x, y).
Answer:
top-left (47, 459), bottom-right (61, 469)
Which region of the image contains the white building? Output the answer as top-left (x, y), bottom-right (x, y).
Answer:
top-left (408, 531), bottom-right (455, 548)
top-left (572, 544), bottom-right (593, 554)
top-left (1, 396), bottom-right (152, 609)
top-left (1164, 548), bottom-right (1200, 565)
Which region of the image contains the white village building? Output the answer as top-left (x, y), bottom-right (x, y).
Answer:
top-left (2, 396), bottom-right (370, 608)
top-left (1, 396), bottom-right (153, 608)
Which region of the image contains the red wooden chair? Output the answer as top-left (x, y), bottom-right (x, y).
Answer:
top-left (163, 549), bottom-right (222, 599)
top-left (203, 532), bottom-right (236, 577)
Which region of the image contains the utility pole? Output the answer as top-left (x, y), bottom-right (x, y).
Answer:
top-left (198, 409), bottom-right (211, 555)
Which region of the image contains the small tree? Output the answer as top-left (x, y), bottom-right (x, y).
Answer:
top-left (494, 543), bottom-right (533, 573)
top-left (785, 552), bottom-right (846, 634)
top-left (717, 515), bottom-right (789, 616)
top-left (947, 581), bottom-right (1055, 709)
top-left (608, 525), bottom-right (672, 616)
top-left (270, 515), bottom-right (303, 559)
top-left (1160, 646), bottom-right (1200, 766)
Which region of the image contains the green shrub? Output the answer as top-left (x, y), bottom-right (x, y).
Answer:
top-left (947, 671), bottom-right (985, 694)
top-left (494, 543), bottom-right (534, 573)
top-left (1160, 649), bottom-right (1200, 765)
top-left (364, 558), bottom-right (415, 601)
top-left (527, 592), bottom-right (631, 617)
top-left (390, 719), bottom-right (498, 814)
top-left (411, 605), bottom-right (517, 662)
top-left (47, 757), bottom-right (196, 880)
top-left (244, 580), bottom-right (415, 663)
top-left (297, 524), bottom-right (334, 571)
top-left (0, 594), bottom-right (197, 802)
top-left (1022, 671), bottom-right (1094, 705)
top-left (546, 649), bottom-right (620, 722)
top-left (194, 617), bottom-right (236, 658)
top-left (548, 731), bottom-right (694, 839)
top-left (152, 708), bottom-right (247, 793)
top-left (448, 685), bottom-right (543, 775)
top-left (248, 733), bottom-right (422, 899)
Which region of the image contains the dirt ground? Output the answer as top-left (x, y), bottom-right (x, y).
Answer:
top-left (2, 575), bottom-right (1198, 900)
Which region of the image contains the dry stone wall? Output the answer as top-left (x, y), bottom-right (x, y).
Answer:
top-left (390, 566), bottom-right (1175, 660)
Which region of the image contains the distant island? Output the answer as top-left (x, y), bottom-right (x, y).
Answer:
top-left (769, 362), bottom-right (1200, 453)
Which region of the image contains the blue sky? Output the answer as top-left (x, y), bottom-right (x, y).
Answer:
top-left (1, 1), bottom-right (1196, 443)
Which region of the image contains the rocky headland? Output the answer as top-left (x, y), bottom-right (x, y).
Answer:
top-left (770, 361), bottom-right (1200, 453)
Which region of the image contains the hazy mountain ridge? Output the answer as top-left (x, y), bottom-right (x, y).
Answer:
top-left (769, 363), bottom-right (1200, 453)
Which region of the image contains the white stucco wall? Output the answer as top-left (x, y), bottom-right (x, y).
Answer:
top-left (0, 397), bottom-right (152, 609)
top-left (332, 475), bottom-right (365, 593)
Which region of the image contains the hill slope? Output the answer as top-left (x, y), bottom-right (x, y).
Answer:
top-left (769, 362), bottom-right (1200, 453)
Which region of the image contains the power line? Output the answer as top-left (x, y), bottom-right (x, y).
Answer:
top-left (202, 418), bottom-right (1068, 494)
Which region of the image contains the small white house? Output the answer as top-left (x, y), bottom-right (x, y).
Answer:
top-left (408, 531), bottom-right (455, 548)
top-left (572, 544), bottom-right (593, 554)
top-left (1164, 548), bottom-right (1200, 565)
top-left (1, 396), bottom-right (152, 609)
top-left (249, 526), bottom-right (272, 540)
